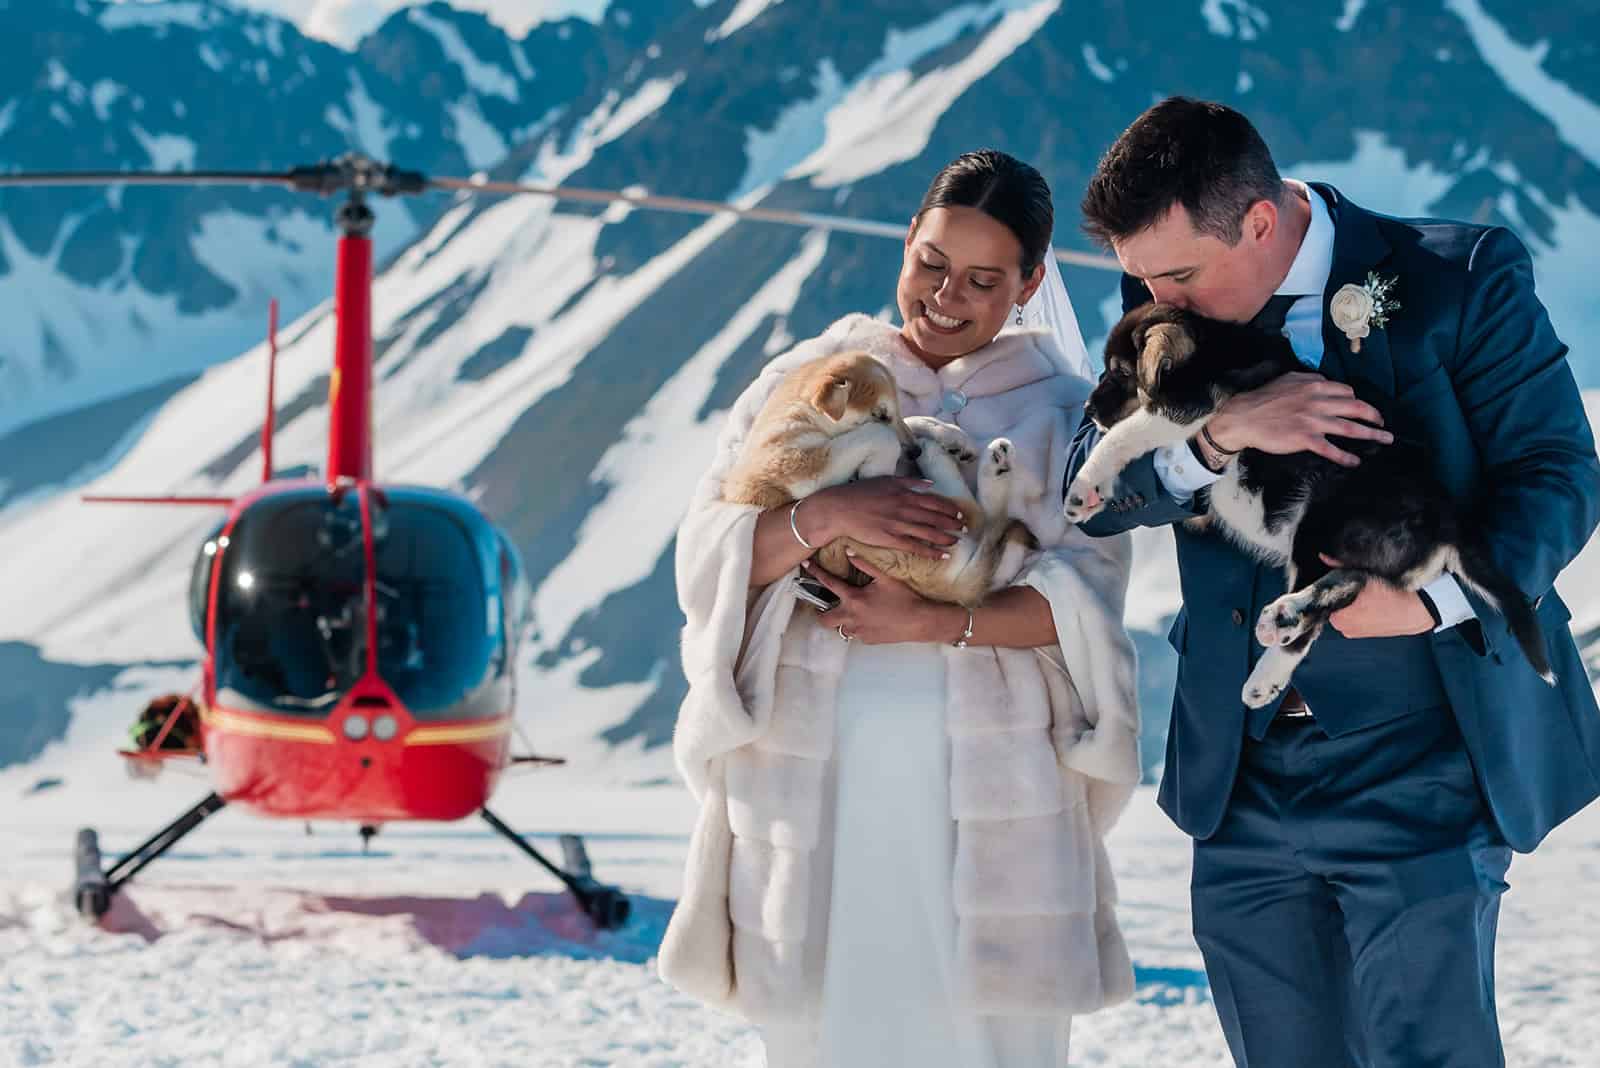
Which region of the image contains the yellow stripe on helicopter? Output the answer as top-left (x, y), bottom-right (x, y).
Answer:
top-left (201, 705), bottom-right (338, 744)
top-left (403, 720), bottom-right (514, 746)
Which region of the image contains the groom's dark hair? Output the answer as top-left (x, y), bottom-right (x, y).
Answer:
top-left (1080, 97), bottom-right (1283, 248)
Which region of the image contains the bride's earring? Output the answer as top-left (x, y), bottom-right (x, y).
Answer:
top-left (1015, 305), bottom-right (1024, 325)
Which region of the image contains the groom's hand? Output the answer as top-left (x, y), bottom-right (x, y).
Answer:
top-left (1318, 553), bottom-right (1434, 638)
top-left (1206, 373), bottom-right (1394, 467)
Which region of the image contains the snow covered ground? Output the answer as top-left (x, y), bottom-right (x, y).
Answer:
top-left (5, 744), bottom-right (1599, 1066)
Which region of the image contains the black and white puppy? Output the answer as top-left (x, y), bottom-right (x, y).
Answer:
top-left (1064, 302), bottom-right (1554, 708)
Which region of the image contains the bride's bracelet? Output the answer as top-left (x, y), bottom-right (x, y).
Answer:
top-left (789, 498), bottom-right (817, 551)
top-left (952, 607), bottom-right (975, 648)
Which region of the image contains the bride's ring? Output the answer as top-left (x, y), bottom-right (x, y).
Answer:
top-left (836, 625), bottom-right (854, 642)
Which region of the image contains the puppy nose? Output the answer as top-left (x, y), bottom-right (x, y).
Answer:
top-left (902, 442), bottom-right (923, 461)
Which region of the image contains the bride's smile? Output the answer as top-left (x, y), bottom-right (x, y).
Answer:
top-left (896, 203), bottom-right (1044, 368)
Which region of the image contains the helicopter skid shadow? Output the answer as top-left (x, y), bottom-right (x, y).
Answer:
top-left (98, 885), bottom-right (675, 964)
top-left (312, 890), bottom-right (675, 962)
top-left (99, 892), bottom-right (163, 942)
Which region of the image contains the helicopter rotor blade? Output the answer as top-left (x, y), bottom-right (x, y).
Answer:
top-left (0, 157), bottom-right (1118, 270)
top-left (0, 159), bottom-right (426, 196)
top-left (0, 170), bottom-right (300, 190)
top-left (429, 174), bottom-right (905, 238)
top-left (427, 175), bottom-right (1118, 271)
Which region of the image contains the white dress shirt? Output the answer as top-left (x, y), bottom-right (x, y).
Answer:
top-left (1148, 180), bottom-right (1474, 631)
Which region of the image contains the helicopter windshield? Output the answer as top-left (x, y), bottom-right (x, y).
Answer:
top-left (212, 488), bottom-right (505, 720)
top-left (214, 490), bottom-right (369, 715)
top-left (370, 495), bottom-right (503, 719)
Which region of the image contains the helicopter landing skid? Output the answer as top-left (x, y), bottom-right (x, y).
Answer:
top-left (74, 791), bottom-right (228, 920)
top-left (479, 808), bottom-right (630, 930)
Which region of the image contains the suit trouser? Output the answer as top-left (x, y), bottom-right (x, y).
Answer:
top-left (1191, 707), bottom-right (1511, 1068)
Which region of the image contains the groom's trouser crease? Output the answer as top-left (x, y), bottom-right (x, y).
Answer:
top-left (1191, 708), bottom-right (1509, 1068)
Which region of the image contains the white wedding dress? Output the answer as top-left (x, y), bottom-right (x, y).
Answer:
top-left (761, 640), bottom-right (1070, 1068)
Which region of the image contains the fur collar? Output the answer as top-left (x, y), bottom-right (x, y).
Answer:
top-left (802, 313), bottom-right (1083, 406)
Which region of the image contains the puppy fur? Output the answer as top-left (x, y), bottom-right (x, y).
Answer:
top-left (721, 350), bottom-right (913, 511)
top-left (1065, 302), bottom-right (1555, 707)
top-left (721, 354), bottom-right (1036, 608)
top-left (816, 419), bottom-right (1039, 608)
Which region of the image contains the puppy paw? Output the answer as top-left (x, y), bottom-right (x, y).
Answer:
top-left (1241, 667), bottom-right (1289, 709)
top-left (983, 438), bottom-right (1014, 478)
top-left (1063, 473), bottom-right (1107, 523)
top-left (1255, 597), bottom-right (1309, 647)
top-left (906, 417), bottom-right (977, 463)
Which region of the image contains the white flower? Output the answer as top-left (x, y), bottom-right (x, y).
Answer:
top-left (1330, 273), bottom-right (1399, 353)
top-left (1330, 285), bottom-right (1373, 333)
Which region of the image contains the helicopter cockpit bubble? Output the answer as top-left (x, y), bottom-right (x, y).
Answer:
top-left (213, 488), bottom-right (368, 715)
top-left (369, 490), bottom-right (508, 721)
top-left (209, 486), bottom-right (509, 722)
top-left (188, 519), bottom-right (226, 642)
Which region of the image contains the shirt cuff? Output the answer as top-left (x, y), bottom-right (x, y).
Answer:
top-left (1152, 441), bottom-right (1225, 503)
top-left (1421, 574), bottom-right (1477, 630)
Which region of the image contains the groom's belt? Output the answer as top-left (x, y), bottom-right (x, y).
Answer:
top-left (1277, 687), bottom-right (1315, 720)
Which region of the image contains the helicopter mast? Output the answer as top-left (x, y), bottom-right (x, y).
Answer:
top-left (328, 188), bottom-right (375, 483)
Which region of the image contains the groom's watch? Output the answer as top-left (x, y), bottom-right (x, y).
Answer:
top-left (1189, 436), bottom-right (1228, 474)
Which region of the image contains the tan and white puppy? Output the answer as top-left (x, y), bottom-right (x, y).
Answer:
top-left (720, 350), bottom-right (915, 510)
top-left (818, 420), bottom-right (1038, 608)
top-left (722, 352), bottom-right (1034, 608)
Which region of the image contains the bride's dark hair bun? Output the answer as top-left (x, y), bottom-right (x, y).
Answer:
top-left (918, 150), bottom-right (1054, 275)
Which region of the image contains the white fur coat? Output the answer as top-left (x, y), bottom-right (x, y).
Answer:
top-left (658, 314), bottom-right (1141, 1026)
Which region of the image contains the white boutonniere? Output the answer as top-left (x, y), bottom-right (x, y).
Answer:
top-left (1329, 272), bottom-right (1399, 353)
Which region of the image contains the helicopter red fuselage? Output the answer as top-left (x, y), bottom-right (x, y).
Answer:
top-left (193, 479), bottom-right (530, 822)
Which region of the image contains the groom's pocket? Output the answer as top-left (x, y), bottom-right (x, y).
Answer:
top-left (1166, 607), bottom-right (1188, 654)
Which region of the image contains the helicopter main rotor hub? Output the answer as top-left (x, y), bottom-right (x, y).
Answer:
top-left (285, 153), bottom-right (427, 199)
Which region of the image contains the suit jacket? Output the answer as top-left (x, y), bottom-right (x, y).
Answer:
top-left (1066, 183), bottom-right (1600, 851)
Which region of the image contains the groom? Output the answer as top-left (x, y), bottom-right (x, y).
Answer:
top-left (1066, 97), bottom-right (1600, 1066)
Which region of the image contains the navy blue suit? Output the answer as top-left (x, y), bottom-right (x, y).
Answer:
top-left (1067, 184), bottom-right (1600, 1066)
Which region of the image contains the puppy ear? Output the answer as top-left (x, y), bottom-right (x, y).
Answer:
top-left (1139, 323), bottom-right (1195, 395)
top-left (1104, 308), bottom-right (1141, 367)
top-left (811, 376), bottom-right (851, 421)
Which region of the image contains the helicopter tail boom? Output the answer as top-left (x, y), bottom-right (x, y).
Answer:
top-left (82, 495), bottom-right (235, 506)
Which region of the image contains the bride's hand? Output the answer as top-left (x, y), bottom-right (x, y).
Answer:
top-left (799, 552), bottom-right (967, 645)
top-left (803, 477), bottom-right (966, 559)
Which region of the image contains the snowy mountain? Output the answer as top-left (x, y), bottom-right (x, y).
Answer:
top-left (0, 0), bottom-right (615, 440)
top-left (2, 0), bottom-right (1599, 791)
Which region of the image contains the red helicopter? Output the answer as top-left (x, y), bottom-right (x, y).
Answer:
top-left (1, 154), bottom-right (1117, 931)
top-left (0, 155), bottom-right (736, 931)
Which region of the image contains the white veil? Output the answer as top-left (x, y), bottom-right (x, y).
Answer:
top-left (1002, 251), bottom-right (1097, 383)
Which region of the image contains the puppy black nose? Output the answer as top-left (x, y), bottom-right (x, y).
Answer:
top-left (902, 443), bottom-right (923, 460)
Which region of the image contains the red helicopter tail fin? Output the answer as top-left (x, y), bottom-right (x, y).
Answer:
top-left (83, 299), bottom-right (282, 509)
top-left (262, 297), bottom-right (278, 484)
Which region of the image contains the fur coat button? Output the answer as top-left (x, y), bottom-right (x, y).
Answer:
top-left (1231, 609), bottom-right (1246, 626)
top-left (940, 388), bottom-right (969, 414)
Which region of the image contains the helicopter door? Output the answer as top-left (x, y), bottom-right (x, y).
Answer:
top-left (369, 497), bottom-right (506, 721)
top-left (212, 488), bottom-right (368, 716)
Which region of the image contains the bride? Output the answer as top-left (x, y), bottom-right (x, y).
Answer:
top-left (660, 150), bottom-right (1141, 1067)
